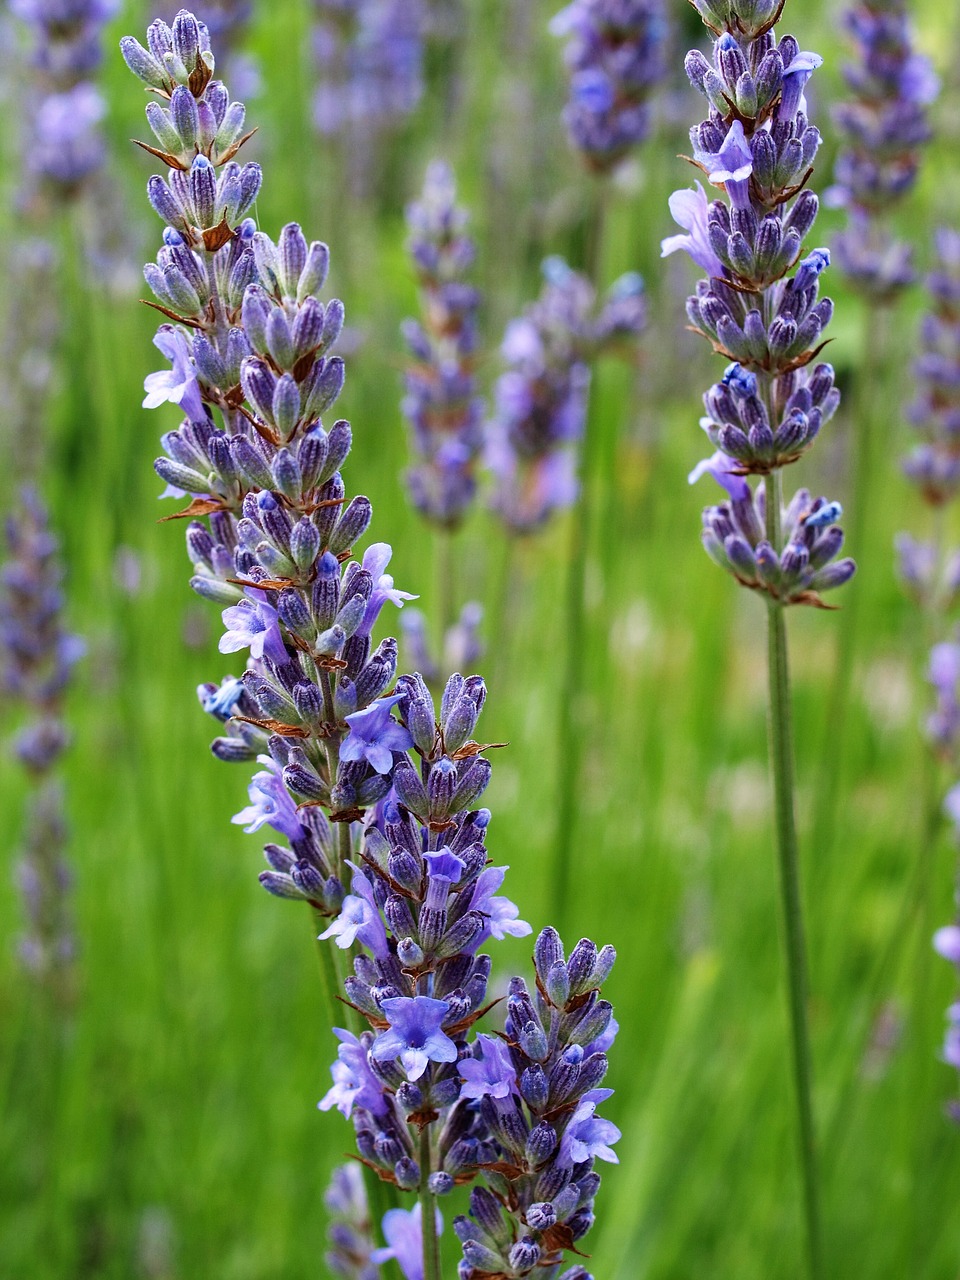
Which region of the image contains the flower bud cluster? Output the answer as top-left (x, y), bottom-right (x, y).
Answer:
top-left (486, 257), bottom-right (646, 533)
top-left (13, 0), bottom-right (116, 195)
top-left (312, 0), bottom-right (424, 137)
top-left (401, 161), bottom-right (485, 529)
top-left (452, 927), bottom-right (617, 1279)
top-left (829, 0), bottom-right (938, 301)
top-left (1, 490), bottom-right (84, 981)
top-left (665, 4), bottom-right (855, 605)
top-left (550, 0), bottom-right (668, 172)
top-left (692, 455), bottom-right (854, 606)
top-left (126, 19), bottom-right (620, 1276)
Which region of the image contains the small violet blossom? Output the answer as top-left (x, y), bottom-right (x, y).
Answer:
top-left (371, 995), bottom-right (458, 1081)
top-left (232, 756), bottom-right (303, 841)
top-left (661, 182), bottom-right (724, 278)
top-left (458, 1034), bottom-right (517, 1101)
top-left (357, 543), bottom-right (417, 638)
top-left (558, 1089), bottom-right (622, 1166)
top-left (142, 325), bottom-right (205, 421)
top-left (219, 597), bottom-right (288, 665)
top-left (318, 1028), bottom-right (389, 1118)
top-left (340, 693), bottom-right (414, 774)
top-left (370, 1204), bottom-right (442, 1280)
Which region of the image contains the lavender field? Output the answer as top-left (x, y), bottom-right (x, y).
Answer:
top-left (2, 0), bottom-right (960, 1276)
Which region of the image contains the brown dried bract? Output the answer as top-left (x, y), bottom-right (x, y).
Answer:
top-left (158, 496), bottom-right (229, 522)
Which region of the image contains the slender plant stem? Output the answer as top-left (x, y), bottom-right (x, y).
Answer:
top-left (550, 179), bottom-right (609, 933)
top-left (765, 467), bottom-right (823, 1280)
top-left (418, 1125), bottom-right (441, 1280)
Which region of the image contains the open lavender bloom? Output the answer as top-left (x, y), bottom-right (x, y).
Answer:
top-left (124, 17), bottom-right (620, 1275)
top-left (829, 0), bottom-right (938, 301)
top-left (324, 1163), bottom-right (381, 1279)
top-left (550, 0), bottom-right (668, 172)
top-left (312, 0), bottom-right (424, 137)
top-left (665, 6), bottom-right (855, 605)
top-left (12, 0), bottom-right (116, 197)
top-left (486, 257), bottom-right (645, 533)
top-left (1, 489), bottom-right (84, 984)
top-left (401, 161), bottom-right (484, 530)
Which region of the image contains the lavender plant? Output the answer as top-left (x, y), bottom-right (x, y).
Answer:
top-left (933, 854), bottom-right (960, 1122)
top-left (1, 489), bottom-right (84, 994)
top-left (897, 229), bottom-right (960, 610)
top-left (400, 161), bottom-right (484, 677)
top-left (123, 14), bottom-right (621, 1275)
top-left (829, 0), bottom-right (938, 302)
top-left (12, 0), bottom-right (116, 200)
top-left (402, 161), bottom-right (483, 535)
top-left (312, 0), bottom-right (424, 138)
top-left (550, 0), bottom-right (669, 173)
top-left (486, 257), bottom-right (646, 535)
top-left (662, 4), bottom-right (857, 1272)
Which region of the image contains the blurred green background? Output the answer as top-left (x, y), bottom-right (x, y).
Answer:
top-left (3, 0), bottom-right (960, 1274)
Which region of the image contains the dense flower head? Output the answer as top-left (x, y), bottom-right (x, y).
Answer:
top-left (828, 0), bottom-right (938, 300)
top-left (312, 0), bottom-right (424, 136)
top-left (486, 257), bottom-right (645, 533)
top-left (551, 0), bottom-right (669, 170)
top-left (693, 468), bottom-right (855, 606)
top-left (401, 161), bottom-right (485, 529)
top-left (667, 2), bottom-right (856, 606)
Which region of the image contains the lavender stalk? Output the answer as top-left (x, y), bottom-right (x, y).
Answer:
top-left (2, 489), bottom-right (84, 998)
top-left (123, 16), bottom-right (622, 1275)
top-left (663, 4), bottom-right (858, 1272)
top-left (400, 161), bottom-right (485, 681)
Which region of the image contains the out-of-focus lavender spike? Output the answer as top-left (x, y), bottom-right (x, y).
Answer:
top-left (894, 230), bottom-right (960, 611)
top-left (829, 0), bottom-right (938, 301)
top-left (486, 257), bottom-right (645, 533)
top-left (12, 0), bottom-right (116, 200)
top-left (312, 0), bottom-right (424, 137)
top-left (551, 0), bottom-right (669, 172)
top-left (400, 601), bottom-right (483, 686)
top-left (2, 489), bottom-right (84, 989)
top-left (324, 1164), bottom-right (382, 1279)
top-left (401, 161), bottom-right (484, 530)
top-left (933, 806), bottom-right (960, 1121)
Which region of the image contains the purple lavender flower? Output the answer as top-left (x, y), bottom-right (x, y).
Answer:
top-left (401, 161), bottom-right (484, 529)
top-left (661, 182), bottom-right (724, 278)
top-left (486, 257), bottom-right (645, 533)
top-left (319, 1028), bottom-right (390, 1117)
top-left (12, 0), bottom-right (115, 199)
top-left (312, 0), bottom-right (425, 138)
top-left (371, 996), bottom-right (458, 1081)
top-left (2, 489), bottom-right (83, 988)
top-left (551, 0), bottom-right (668, 171)
top-left (371, 1204), bottom-right (440, 1280)
top-left (341, 694), bottom-right (414, 773)
top-left (142, 326), bottom-right (206, 421)
top-left (123, 23), bottom-right (621, 1278)
top-left (557, 1090), bottom-right (622, 1166)
top-left (829, 0), bottom-right (938, 300)
top-left (458, 1034), bottom-right (517, 1101)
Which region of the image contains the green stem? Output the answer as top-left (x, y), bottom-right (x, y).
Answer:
top-left (418, 1125), bottom-right (441, 1280)
top-left (550, 180), bottom-right (609, 933)
top-left (765, 468), bottom-right (823, 1280)
top-left (437, 528), bottom-right (456, 662)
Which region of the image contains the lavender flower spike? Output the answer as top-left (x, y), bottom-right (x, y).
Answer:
top-left (2, 489), bottom-right (83, 988)
top-left (829, 0), bottom-right (938, 301)
top-left (124, 19), bottom-right (623, 1279)
top-left (401, 161), bottom-right (485, 530)
top-left (324, 1163), bottom-right (381, 1280)
top-left (486, 257), bottom-right (646, 533)
top-left (551, 0), bottom-right (669, 172)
